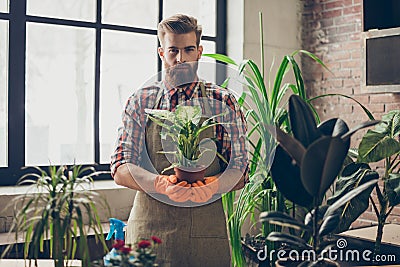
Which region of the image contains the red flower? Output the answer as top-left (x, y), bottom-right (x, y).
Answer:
top-left (151, 236), bottom-right (162, 244)
top-left (137, 240), bottom-right (152, 249)
top-left (120, 246), bottom-right (132, 254)
top-left (112, 239), bottom-right (125, 250)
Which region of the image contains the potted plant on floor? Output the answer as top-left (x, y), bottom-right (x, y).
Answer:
top-left (344, 110), bottom-right (400, 258)
top-left (204, 11), bottom-right (329, 266)
top-left (145, 104), bottom-right (228, 184)
top-left (259, 94), bottom-right (379, 266)
top-left (1, 165), bottom-right (110, 267)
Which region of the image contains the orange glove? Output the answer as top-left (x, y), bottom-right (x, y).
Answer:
top-left (154, 175), bottom-right (178, 194)
top-left (165, 181), bottom-right (192, 202)
top-left (190, 180), bottom-right (214, 203)
top-left (204, 177), bottom-right (219, 195)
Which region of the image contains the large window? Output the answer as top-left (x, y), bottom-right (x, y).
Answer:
top-left (0, 0), bottom-right (225, 185)
top-left (362, 0), bottom-right (400, 92)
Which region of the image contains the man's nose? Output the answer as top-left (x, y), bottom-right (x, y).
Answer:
top-left (177, 50), bottom-right (186, 63)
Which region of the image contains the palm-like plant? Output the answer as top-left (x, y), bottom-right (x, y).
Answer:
top-left (204, 12), bottom-right (328, 266)
top-left (2, 165), bottom-right (110, 267)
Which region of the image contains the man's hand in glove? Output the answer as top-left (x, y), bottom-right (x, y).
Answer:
top-left (190, 177), bottom-right (219, 203)
top-left (154, 175), bottom-right (192, 202)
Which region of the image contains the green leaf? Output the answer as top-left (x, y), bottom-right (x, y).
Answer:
top-left (327, 163), bottom-right (378, 233)
top-left (270, 146), bottom-right (313, 207)
top-left (202, 53), bottom-right (238, 66)
top-left (318, 118), bottom-right (349, 138)
top-left (268, 125), bottom-right (306, 165)
top-left (259, 211), bottom-right (310, 231)
top-left (358, 130), bottom-right (400, 163)
top-left (319, 212), bottom-right (341, 236)
top-left (325, 179), bottom-right (378, 218)
top-left (301, 136), bottom-right (349, 198)
top-left (289, 95), bottom-right (321, 148)
top-left (385, 173), bottom-right (400, 207)
top-left (380, 110), bottom-right (400, 137)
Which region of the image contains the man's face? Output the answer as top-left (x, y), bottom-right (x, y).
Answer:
top-left (158, 31), bottom-right (203, 86)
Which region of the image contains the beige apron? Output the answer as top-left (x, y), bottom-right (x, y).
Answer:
top-left (126, 83), bottom-right (231, 267)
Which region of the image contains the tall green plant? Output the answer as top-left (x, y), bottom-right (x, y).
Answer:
top-left (204, 12), bottom-right (328, 266)
top-left (260, 95), bottom-right (379, 266)
top-left (2, 165), bottom-right (110, 267)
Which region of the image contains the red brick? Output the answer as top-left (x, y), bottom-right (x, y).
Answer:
top-left (334, 14), bottom-right (361, 25)
top-left (337, 24), bottom-right (356, 34)
top-left (385, 103), bottom-right (400, 112)
top-left (324, 69), bottom-right (351, 79)
top-left (323, 9), bottom-right (343, 18)
top-left (339, 94), bottom-right (369, 105)
top-left (330, 34), bottom-right (350, 43)
top-left (341, 60), bottom-right (360, 69)
top-left (351, 50), bottom-right (361, 59)
top-left (326, 87), bottom-right (353, 96)
top-left (341, 40), bottom-right (362, 51)
top-left (369, 94), bottom-right (398, 104)
top-left (324, 1), bottom-right (345, 10)
top-left (343, 78), bottom-right (360, 88)
top-left (343, 4), bottom-right (362, 15)
top-left (321, 18), bottom-right (335, 28)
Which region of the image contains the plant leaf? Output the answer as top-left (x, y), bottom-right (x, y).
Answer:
top-left (358, 130), bottom-right (400, 163)
top-left (270, 146), bottom-right (313, 207)
top-left (385, 173), bottom-right (400, 207)
top-left (319, 212), bottom-right (341, 236)
top-left (289, 94), bottom-right (321, 148)
top-left (327, 163), bottom-right (378, 233)
top-left (324, 179), bottom-right (378, 218)
top-left (259, 211), bottom-right (310, 231)
top-left (301, 136), bottom-right (349, 197)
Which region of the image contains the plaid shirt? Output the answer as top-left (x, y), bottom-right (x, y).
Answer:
top-left (110, 79), bottom-right (248, 181)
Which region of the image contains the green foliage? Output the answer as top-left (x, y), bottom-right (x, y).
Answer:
top-left (261, 95), bottom-right (378, 265)
top-left (145, 105), bottom-right (227, 172)
top-left (2, 165), bottom-right (110, 267)
top-left (327, 163), bottom-right (378, 232)
top-left (351, 110), bottom-right (400, 255)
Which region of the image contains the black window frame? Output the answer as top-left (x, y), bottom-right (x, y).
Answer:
top-left (0, 0), bottom-right (227, 186)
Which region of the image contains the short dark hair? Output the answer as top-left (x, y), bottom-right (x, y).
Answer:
top-left (158, 14), bottom-right (202, 47)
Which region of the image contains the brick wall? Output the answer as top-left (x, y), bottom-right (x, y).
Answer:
top-left (300, 0), bottom-right (400, 228)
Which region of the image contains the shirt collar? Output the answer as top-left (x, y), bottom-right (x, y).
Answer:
top-left (162, 76), bottom-right (199, 98)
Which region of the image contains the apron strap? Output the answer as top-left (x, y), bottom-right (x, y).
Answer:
top-left (199, 82), bottom-right (212, 116)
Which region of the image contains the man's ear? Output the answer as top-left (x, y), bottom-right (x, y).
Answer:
top-left (197, 45), bottom-right (203, 59)
top-left (158, 47), bottom-right (164, 60)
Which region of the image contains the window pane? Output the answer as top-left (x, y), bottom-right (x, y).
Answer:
top-left (0, 21), bottom-right (8, 167)
top-left (26, 23), bottom-right (95, 166)
top-left (163, 0), bottom-right (216, 36)
top-left (100, 31), bottom-right (158, 163)
top-left (198, 40), bottom-right (216, 84)
top-left (27, 0), bottom-right (95, 22)
top-left (0, 0), bottom-right (8, 13)
top-left (102, 0), bottom-right (158, 29)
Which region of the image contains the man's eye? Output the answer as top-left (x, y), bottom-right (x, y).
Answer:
top-left (169, 49), bottom-right (178, 54)
top-left (186, 48), bottom-right (195, 52)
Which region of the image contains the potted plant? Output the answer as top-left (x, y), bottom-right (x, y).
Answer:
top-left (1, 165), bottom-right (110, 267)
top-left (259, 94), bottom-right (379, 266)
top-left (145, 104), bottom-right (227, 184)
top-left (341, 110), bottom-right (400, 257)
top-left (204, 12), bottom-right (330, 266)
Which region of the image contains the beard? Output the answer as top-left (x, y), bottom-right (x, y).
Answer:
top-left (165, 61), bottom-right (199, 87)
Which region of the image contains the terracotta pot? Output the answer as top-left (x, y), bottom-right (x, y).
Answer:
top-left (275, 258), bottom-right (339, 267)
top-left (174, 165), bottom-right (206, 184)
